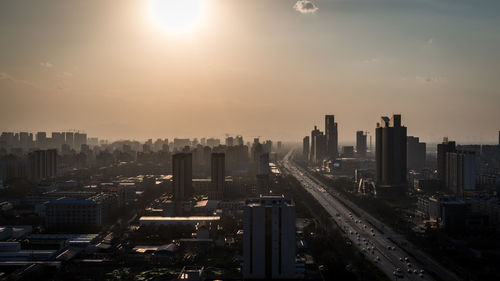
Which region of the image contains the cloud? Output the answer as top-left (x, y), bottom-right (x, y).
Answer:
top-left (416, 75), bottom-right (447, 84)
top-left (0, 72), bottom-right (15, 82)
top-left (294, 0), bottom-right (318, 14)
top-left (40, 61), bottom-right (54, 68)
top-left (0, 71), bottom-right (47, 90)
top-left (427, 38), bottom-right (433, 45)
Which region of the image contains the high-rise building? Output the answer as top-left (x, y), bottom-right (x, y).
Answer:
top-left (74, 133), bottom-right (87, 151)
top-left (302, 136), bottom-right (310, 161)
top-left (206, 138), bottom-right (220, 148)
top-left (64, 132), bottom-right (74, 150)
top-left (342, 146), bottom-right (354, 158)
top-left (356, 131), bottom-right (367, 157)
top-left (243, 195), bottom-right (296, 279)
top-left (312, 132), bottom-right (326, 164)
top-left (325, 115), bottom-right (338, 159)
top-left (407, 136), bottom-right (426, 171)
top-left (19, 132), bottom-right (33, 151)
top-left (27, 149), bottom-right (57, 182)
top-left (51, 132), bottom-right (65, 150)
top-left (437, 138), bottom-right (456, 186)
top-left (310, 126), bottom-right (326, 163)
top-left (446, 151), bottom-right (476, 196)
top-left (36, 132), bottom-right (47, 149)
top-left (225, 137), bottom-right (234, 147)
top-left (172, 153), bottom-right (193, 201)
top-left (235, 136), bottom-right (244, 146)
top-left (210, 153), bottom-right (225, 200)
top-left (376, 114), bottom-right (407, 188)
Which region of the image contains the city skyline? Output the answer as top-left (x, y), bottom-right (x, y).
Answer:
top-left (2, 0), bottom-right (500, 143)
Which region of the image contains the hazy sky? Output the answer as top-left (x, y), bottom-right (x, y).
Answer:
top-left (1, 0), bottom-right (499, 143)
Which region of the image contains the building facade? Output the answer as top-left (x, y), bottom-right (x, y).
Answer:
top-left (243, 195), bottom-right (296, 279)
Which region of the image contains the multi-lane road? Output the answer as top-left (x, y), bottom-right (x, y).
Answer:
top-left (280, 150), bottom-right (460, 281)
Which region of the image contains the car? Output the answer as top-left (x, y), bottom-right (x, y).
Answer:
top-left (408, 269), bottom-right (412, 273)
top-left (372, 233), bottom-right (375, 237)
top-left (399, 257), bottom-right (403, 261)
top-left (404, 257), bottom-right (409, 261)
top-left (419, 273), bottom-right (425, 278)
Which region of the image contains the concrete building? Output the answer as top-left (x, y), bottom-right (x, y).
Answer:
top-left (173, 153), bottom-right (193, 201)
top-left (437, 138), bottom-right (456, 186)
top-left (302, 136), bottom-right (310, 161)
top-left (210, 153), bottom-right (225, 200)
top-left (356, 131), bottom-right (367, 157)
top-left (243, 195), bottom-right (296, 279)
top-left (446, 151), bottom-right (476, 196)
top-left (407, 136), bottom-right (426, 171)
top-left (376, 114), bottom-right (407, 188)
top-left (45, 198), bottom-right (102, 229)
top-left (325, 115), bottom-right (338, 159)
top-left (27, 149), bottom-right (57, 182)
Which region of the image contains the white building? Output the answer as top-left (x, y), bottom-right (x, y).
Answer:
top-left (243, 195), bottom-right (296, 279)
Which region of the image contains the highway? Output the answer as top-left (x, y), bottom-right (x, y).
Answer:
top-left (280, 150), bottom-right (460, 281)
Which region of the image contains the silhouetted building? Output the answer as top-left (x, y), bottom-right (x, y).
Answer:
top-left (446, 151), bottom-right (476, 196)
top-left (302, 136), bottom-right (310, 161)
top-left (36, 132), bottom-right (47, 149)
top-left (64, 132), bottom-right (74, 150)
top-left (437, 138), bottom-right (456, 186)
top-left (225, 136), bottom-right (234, 147)
top-left (356, 131), bottom-right (367, 157)
top-left (325, 115), bottom-right (338, 159)
top-left (311, 126), bottom-right (326, 164)
top-left (376, 114), bottom-right (407, 188)
top-left (27, 149), bottom-right (57, 182)
top-left (172, 153), bottom-right (193, 201)
top-left (342, 146), bottom-right (354, 158)
top-left (45, 198), bottom-right (102, 230)
top-left (74, 133), bottom-right (87, 152)
top-left (210, 153), bottom-right (225, 200)
top-left (407, 136), bottom-right (426, 171)
top-left (243, 195), bottom-right (296, 279)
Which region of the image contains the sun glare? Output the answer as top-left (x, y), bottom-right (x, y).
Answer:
top-left (150, 0), bottom-right (204, 34)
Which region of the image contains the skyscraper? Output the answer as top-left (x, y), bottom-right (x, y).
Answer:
top-left (437, 138), bottom-right (456, 186)
top-left (446, 151), bottom-right (476, 196)
top-left (225, 136), bottom-right (234, 147)
top-left (407, 136), bottom-right (426, 171)
top-left (74, 132), bottom-right (87, 152)
top-left (210, 153), bottom-right (225, 200)
top-left (310, 126), bottom-right (326, 163)
top-left (36, 132), bottom-right (47, 149)
top-left (243, 195), bottom-right (296, 279)
top-left (312, 133), bottom-right (326, 164)
top-left (356, 131), bottom-right (367, 157)
top-left (376, 114), bottom-right (407, 188)
top-left (325, 115), bottom-right (338, 159)
top-left (172, 153), bottom-right (193, 201)
top-left (302, 136), bottom-right (310, 161)
top-left (64, 132), bottom-right (74, 150)
top-left (27, 149), bottom-right (57, 182)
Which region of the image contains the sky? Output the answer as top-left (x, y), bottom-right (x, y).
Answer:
top-left (1, 0), bottom-right (499, 144)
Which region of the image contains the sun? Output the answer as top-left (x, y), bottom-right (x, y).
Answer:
top-left (149, 0), bottom-right (205, 34)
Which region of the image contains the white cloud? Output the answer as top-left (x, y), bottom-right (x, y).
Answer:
top-left (416, 75), bottom-right (447, 84)
top-left (294, 0), bottom-right (318, 14)
top-left (40, 61), bottom-right (54, 68)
